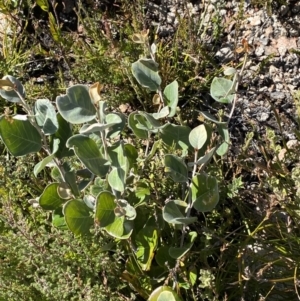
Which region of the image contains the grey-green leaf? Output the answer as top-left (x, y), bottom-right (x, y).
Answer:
top-left (164, 154), bottom-right (188, 183)
top-left (210, 77), bottom-right (234, 103)
top-left (106, 113), bottom-right (126, 138)
top-left (79, 122), bottom-right (118, 135)
top-left (0, 75), bottom-right (25, 103)
top-left (66, 134), bottom-right (110, 177)
top-left (50, 113), bottom-right (74, 158)
top-left (39, 182), bottom-right (65, 210)
top-left (163, 200), bottom-right (197, 225)
top-left (56, 85), bottom-right (96, 124)
top-left (95, 191), bottom-right (133, 239)
top-left (107, 141), bottom-right (129, 192)
top-left (0, 116), bottom-right (42, 156)
top-left (164, 80), bottom-right (178, 117)
top-left (128, 112), bottom-right (148, 139)
top-left (152, 106), bottom-right (170, 120)
top-left (189, 124), bottom-right (208, 150)
top-left (63, 199), bottom-right (93, 236)
top-left (216, 123), bottom-right (230, 156)
top-left (131, 58), bottom-right (161, 91)
top-left (139, 111), bottom-right (163, 128)
top-left (188, 147), bottom-right (216, 167)
top-left (35, 98), bottom-right (58, 135)
top-left (191, 174), bottom-right (219, 212)
top-left (160, 124), bottom-right (191, 152)
top-left (224, 67), bottom-right (236, 76)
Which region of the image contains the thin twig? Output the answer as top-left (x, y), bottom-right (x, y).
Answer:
top-left (228, 52), bottom-right (248, 121)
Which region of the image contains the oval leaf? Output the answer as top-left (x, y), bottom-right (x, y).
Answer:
top-left (148, 286), bottom-right (183, 301)
top-left (105, 113), bottom-right (126, 139)
top-left (189, 124), bottom-right (208, 150)
top-left (63, 199), bottom-right (93, 236)
top-left (140, 111), bottom-right (163, 128)
top-left (66, 134), bottom-right (110, 177)
top-left (191, 174), bottom-right (219, 212)
top-left (223, 67), bottom-right (236, 76)
top-left (79, 122), bottom-right (118, 135)
top-left (128, 112), bottom-right (148, 139)
top-left (164, 154), bottom-right (188, 183)
top-left (160, 124), bottom-right (191, 153)
top-left (210, 77), bottom-right (234, 103)
top-left (152, 106), bottom-right (170, 120)
top-left (216, 123), bottom-right (230, 156)
top-left (35, 99), bottom-right (58, 135)
top-left (56, 85), bottom-right (96, 124)
top-left (0, 75), bottom-right (25, 103)
top-left (131, 59), bottom-right (161, 91)
top-left (107, 141), bottom-right (129, 192)
top-left (163, 200), bottom-right (197, 225)
top-left (39, 182), bottom-right (65, 210)
top-left (0, 116), bottom-right (42, 156)
top-left (188, 147), bottom-right (216, 167)
top-left (95, 191), bottom-right (133, 239)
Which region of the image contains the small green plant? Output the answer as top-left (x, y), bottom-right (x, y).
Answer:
top-left (0, 29), bottom-right (247, 299)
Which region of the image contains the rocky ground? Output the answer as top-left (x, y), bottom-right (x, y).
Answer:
top-left (144, 0), bottom-right (300, 211)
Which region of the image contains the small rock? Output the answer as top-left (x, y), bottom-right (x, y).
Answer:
top-left (248, 15), bottom-right (262, 26)
top-left (259, 37), bottom-right (269, 46)
top-left (279, 5), bottom-right (289, 16)
top-left (250, 65), bottom-right (259, 71)
top-left (270, 91), bottom-right (285, 99)
top-left (119, 103), bottom-right (130, 113)
top-left (77, 24), bottom-right (84, 34)
top-left (284, 132), bottom-right (296, 140)
top-left (290, 28), bottom-right (299, 37)
top-left (273, 75), bottom-right (283, 83)
top-left (219, 9), bottom-right (227, 16)
top-left (207, 4), bottom-right (215, 13)
top-left (265, 26), bottom-right (273, 37)
top-left (278, 148), bottom-right (287, 161)
top-left (255, 45), bottom-right (264, 56)
top-left (287, 140), bottom-right (300, 149)
top-left (215, 47), bottom-right (233, 60)
top-left (269, 65), bottom-right (278, 76)
top-left (257, 112), bottom-right (269, 122)
top-left (292, 4), bottom-right (300, 13)
top-left (275, 83), bottom-right (284, 90)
